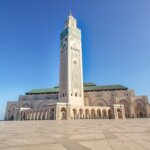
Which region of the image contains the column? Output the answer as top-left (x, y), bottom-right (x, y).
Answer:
top-left (121, 106), bottom-right (126, 119)
top-left (67, 105), bottom-right (71, 120)
top-left (55, 105), bottom-right (60, 120)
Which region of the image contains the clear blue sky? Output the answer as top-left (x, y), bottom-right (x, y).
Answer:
top-left (0, 0), bottom-right (150, 120)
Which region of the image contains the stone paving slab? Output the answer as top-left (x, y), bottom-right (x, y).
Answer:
top-left (0, 119), bottom-right (150, 150)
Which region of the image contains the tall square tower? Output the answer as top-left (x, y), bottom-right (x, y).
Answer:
top-left (59, 13), bottom-right (84, 106)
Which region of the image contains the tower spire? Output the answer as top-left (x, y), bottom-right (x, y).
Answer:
top-left (65, 11), bottom-right (76, 28)
top-left (70, 10), bottom-right (72, 17)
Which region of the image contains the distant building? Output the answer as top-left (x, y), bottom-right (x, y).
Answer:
top-left (5, 13), bottom-right (150, 120)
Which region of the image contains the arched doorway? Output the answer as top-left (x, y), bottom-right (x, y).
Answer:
top-left (97, 109), bottom-right (101, 119)
top-left (135, 103), bottom-right (145, 118)
top-left (85, 109), bottom-right (90, 119)
top-left (50, 108), bottom-right (55, 120)
top-left (119, 100), bottom-right (130, 118)
top-left (79, 109), bottom-right (83, 119)
top-left (61, 108), bottom-right (67, 120)
top-left (42, 110), bottom-right (47, 120)
top-left (73, 109), bottom-right (77, 119)
top-left (91, 109), bottom-right (95, 119)
top-left (102, 109), bottom-right (107, 119)
top-left (108, 109), bottom-right (112, 119)
top-left (117, 109), bottom-right (122, 119)
top-left (8, 104), bottom-right (17, 120)
top-left (10, 115), bottom-right (14, 120)
top-left (139, 112), bottom-right (144, 118)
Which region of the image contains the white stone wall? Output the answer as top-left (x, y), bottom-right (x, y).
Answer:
top-left (84, 90), bottom-right (149, 118)
top-left (5, 89), bottom-right (149, 120)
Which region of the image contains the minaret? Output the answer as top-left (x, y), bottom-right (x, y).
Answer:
top-left (59, 13), bottom-right (84, 106)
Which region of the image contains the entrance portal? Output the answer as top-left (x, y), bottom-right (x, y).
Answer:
top-left (61, 108), bottom-right (67, 120)
top-left (117, 109), bottom-right (122, 119)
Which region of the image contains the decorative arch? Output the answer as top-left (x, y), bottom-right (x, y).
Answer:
top-left (85, 109), bottom-right (90, 119)
top-left (61, 107), bottom-right (67, 120)
top-left (117, 108), bottom-right (123, 119)
top-left (119, 100), bottom-right (130, 118)
top-left (134, 99), bottom-right (146, 118)
top-left (97, 109), bottom-right (101, 119)
top-left (38, 101), bottom-right (49, 109)
top-left (91, 109), bottom-right (96, 119)
top-left (134, 99), bottom-right (145, 106)
top-left (8, 104), bottom-right (18, 120)
top-left (102, 109), bottom-right (107, 118)
top-left (21, 103), bottom-right (30, 108)
top-left (93, 99), bottom-right (108, 106)
top-left (79, 109), bottom-right (83, 119)
top-left (73, 108), bottom-right (77, 119)
top-left (8, 104), bottom-right (17, 111)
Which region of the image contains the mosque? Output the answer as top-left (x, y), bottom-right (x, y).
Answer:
top-left (5, 13), bottom-right (150, 120)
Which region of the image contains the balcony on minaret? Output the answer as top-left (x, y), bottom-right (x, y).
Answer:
top-left (65, 13), bottom-right (77, 29)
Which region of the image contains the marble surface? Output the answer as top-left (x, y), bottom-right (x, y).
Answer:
top-left (0, 119), bottom-right (150, 150)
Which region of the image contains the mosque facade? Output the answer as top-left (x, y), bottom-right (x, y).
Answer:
top-left (5, 14), bottom-right (150, 120)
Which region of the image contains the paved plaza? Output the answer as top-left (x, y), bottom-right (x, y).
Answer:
top-left (0, 119), bottom-right (150, 150)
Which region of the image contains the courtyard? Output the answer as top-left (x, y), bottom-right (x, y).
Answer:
top-left (0, 119), bottom-right (150, 150)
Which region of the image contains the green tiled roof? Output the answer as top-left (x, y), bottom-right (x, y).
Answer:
top-left (84, 85), bottom-right (128, 91)
top-left (26, 88), bottom-right (59, 94)
top-left (83, 82), bottom-right (96, 86)
top-left (26, 83), bottom-right (128, 95)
